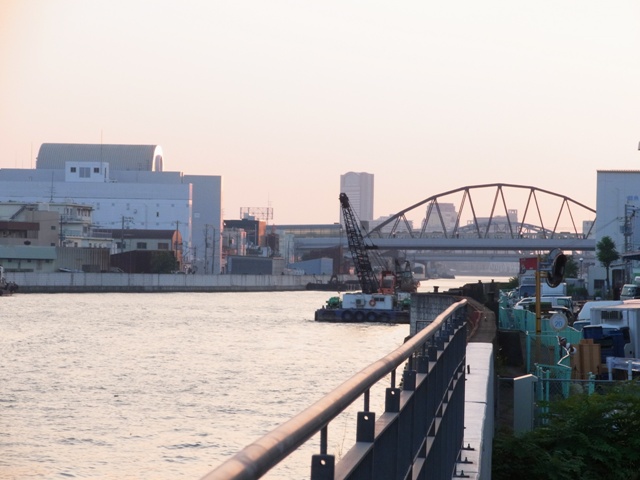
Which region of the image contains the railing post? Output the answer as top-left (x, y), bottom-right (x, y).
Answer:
top-left (402, 368), bottom-right (416, 391)
top-left (356, 411), bottom-right (376, 442)
top-left (311, 455), bottom-right (335, 480)
top-left (385, 387), bottom-right (401, 412)
top-left (311, 426), bottom-right (335, 480)
top-left (416, 354), bottom-right (429, 374)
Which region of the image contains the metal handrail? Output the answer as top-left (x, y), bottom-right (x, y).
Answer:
top-left (201, 299), bottom-right (468, 480)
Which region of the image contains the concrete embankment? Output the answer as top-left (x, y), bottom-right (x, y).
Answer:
top-left (11, 272), bottom-right (340, 293)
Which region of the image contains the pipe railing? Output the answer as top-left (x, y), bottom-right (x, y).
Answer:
top-left (201, 299), bottom-right (468, 480)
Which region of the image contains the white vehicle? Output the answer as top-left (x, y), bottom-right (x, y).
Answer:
top-left (518, 278), bottom-right (567, 298)
top-left (572, 320), bottom-right (590, 331)
top-left (586, 302), bottom-right (640, 360)
top-left (513, 297), bottom-right (537, 309)
top-left (577, 300), bottom-right (622, 322)
top-left (620, 284), bottom-right (640, 300)
top-left (513, 295), bottom-right (574, 312)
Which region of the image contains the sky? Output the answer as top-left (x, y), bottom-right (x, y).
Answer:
top-left (1, 1), bottom-right (640, 227)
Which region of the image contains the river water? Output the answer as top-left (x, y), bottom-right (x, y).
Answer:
top-left (1, 276), bottom-right (505, 480)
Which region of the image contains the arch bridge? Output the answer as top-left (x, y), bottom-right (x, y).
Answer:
top-left (297, 184), bottom-right (596, 255)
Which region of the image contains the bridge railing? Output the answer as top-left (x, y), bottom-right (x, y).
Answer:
top-left (201, 299), bottom-right (468, 480)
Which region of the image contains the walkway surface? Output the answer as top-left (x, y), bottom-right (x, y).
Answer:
top-left (458, 297), bottom-right (496, 479)
top-left (466, 297), bottom-right (497, 343)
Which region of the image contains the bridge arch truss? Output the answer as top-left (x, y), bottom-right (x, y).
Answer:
top-left (368, 183), bottom-right (596, 243)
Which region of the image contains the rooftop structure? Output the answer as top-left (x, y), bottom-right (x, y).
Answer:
top-left (37, 143), bottom-right (163, 172)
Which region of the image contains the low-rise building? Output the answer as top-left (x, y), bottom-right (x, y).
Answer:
top-left (0, 245), bottom-right (57, 273)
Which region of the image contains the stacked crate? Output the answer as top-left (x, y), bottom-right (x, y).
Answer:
top-left (570, 339), bottom-right (604, 379)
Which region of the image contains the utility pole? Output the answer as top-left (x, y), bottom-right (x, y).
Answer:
top-left (120, 216), bottom-right (133, 253)
top-left (211, 227), bottom-right (216, 275)
top-left (59, 215), bottom-right (64, 247)
top-left (204, 226), bottom-right (210, 275)
top-left (174, 219), bottom-right (179, 261)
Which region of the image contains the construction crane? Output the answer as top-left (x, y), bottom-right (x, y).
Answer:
top-left (339, 193), bottom-right (393, 294)
top-left (339, 193), bottom-right (418, 295)
top-left (314, 194), bottom-right (416, 323)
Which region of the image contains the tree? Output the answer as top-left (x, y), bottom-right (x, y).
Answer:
top-left (596, 235), bottom-right (620, 298)
top-left (505, 276), bottom-right (519, 289)
top-left (150, 251), bottom-right (178, 274)
top-left (564, 256), bottom-right (579, 279)
top-left (493, 382), bottom-right (640, 480)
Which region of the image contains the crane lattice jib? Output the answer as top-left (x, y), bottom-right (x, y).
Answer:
top-left (339, 193), bottom-right (380, 294)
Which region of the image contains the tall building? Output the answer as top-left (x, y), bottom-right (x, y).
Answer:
top-left (339, 172), bottom-right (374, 223)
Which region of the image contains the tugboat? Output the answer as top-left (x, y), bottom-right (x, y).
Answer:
top-left (0, 265), bottom-right (18, 296)
top-left (314, 194), bottom-right (418, 324)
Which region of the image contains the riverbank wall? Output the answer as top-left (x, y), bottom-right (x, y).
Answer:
top-left (11, 272), bottom-right (344, 293)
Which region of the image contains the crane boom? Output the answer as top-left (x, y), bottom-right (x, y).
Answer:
top-left (339, 193), bottom-right (380, 294)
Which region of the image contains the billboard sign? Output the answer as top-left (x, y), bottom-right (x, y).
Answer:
top-left (519, 257), bottom-right (538, 274)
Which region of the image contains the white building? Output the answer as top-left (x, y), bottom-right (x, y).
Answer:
top-left (595, 170), bottom-right (640, 290)
top-left (596, 170), bottom-right (640, 251)
top-left (422, 202), bottom-right (458, 233)
top-left (340, 172), bottom-right (374, 223)
top-left (0, 143), bottom-right (223, 273)
top-left (370, 215), bottom-right (414, 234)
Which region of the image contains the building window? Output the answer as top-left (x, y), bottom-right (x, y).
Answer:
top-left (79, 167), bottom-right (90, 178)
top-left (158, 242), bottom-right (169, 250)
top-left (137, 242), bottom-right (147, 249)
top-left (51, 225), bottom-right (56, 230)
top-left (94, 167), bottom-right (100, 173)
top-left (156, 212), bottom-right (159, 217)
top-left (70, 167), bottom-right (76, 173)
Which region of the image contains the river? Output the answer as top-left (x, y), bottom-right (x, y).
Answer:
top-left (0, 275), bottom-right (506, 479)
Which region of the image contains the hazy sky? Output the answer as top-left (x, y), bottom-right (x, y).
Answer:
top-left (1, 1), bottom-right (639, 227)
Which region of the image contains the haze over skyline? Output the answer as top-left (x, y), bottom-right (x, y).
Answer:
top-left (1, 1), bottom-right (639, 228)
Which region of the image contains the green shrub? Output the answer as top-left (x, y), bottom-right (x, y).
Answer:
top-left (493, 382), bottom-right (640, 480)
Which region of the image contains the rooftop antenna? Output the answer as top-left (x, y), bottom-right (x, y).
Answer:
top-left (100, 129), bottom-right (105, 181)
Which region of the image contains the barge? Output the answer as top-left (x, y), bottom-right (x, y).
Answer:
top-left (315, 291), bottom-right (411, 324)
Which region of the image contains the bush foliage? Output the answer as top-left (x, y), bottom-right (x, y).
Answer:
top-left (493, 382), bottom-right (640, 480)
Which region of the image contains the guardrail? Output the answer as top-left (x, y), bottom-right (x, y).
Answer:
top-left (201, 299), bottom-right (468, 480)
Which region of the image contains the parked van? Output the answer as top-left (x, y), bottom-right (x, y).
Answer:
top-left (620, 284), bottom-right (640, 300)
